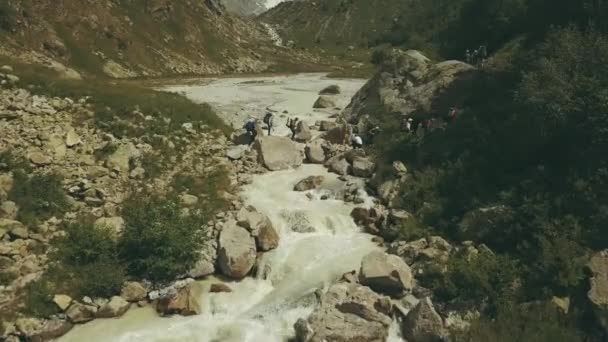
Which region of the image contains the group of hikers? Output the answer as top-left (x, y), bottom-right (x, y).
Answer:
top-left (243, 112), bottom-right (304, 144)
top-left (465, 45), bottom-right (488, 68)
top-left (401, 106), bottom-right (459, 135)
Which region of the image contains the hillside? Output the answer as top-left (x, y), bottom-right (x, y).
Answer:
top-left (221, 0), bottom-right (267, 16)
top-left (260, 0), bottom-right (407, 51)
top-left (0, 0), bottom-right (322, 78)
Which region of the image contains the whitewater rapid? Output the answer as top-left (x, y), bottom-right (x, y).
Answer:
top-left (58, 74), bottom-right (403, 341)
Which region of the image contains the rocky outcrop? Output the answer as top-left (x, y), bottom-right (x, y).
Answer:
top-left (326, 155), bottom-right (350, 176)
top-left (588, 250), bottom-right (608, 333)
top-left (157, 282), bottom-right (204, 316)
top-left (343, 49), bottom-right (478, 124)
top-left (218, 221), bottom-right (257, 278)
top-left (401, 297), bottom-right (446, 342)
top-left (295, 283), bottom-right (393, 342)
top-left (294, 176), bottom-right (324, 191)
top-left (253, 136), bottom-right (302, 171)
top-left (359, 251), bottom-right (413, 297)
top-left (313, 95), bottom-right (337, 109)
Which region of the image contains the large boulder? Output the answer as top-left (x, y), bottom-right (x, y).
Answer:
top-left (256, 223), bottom-right (280, 251)
top-left (313, 95), bottom-right (337, 109)
top-left (343, 49), bottom-right (478, 126)
top-left (319, 85), bottom-right (341, 95)
top-left (1, 219), bottom-right (28, 239)
top-left (305, 140), bottom-right (326, 164)
top-left (237, 206), bottom-right (280, 251)
top-left (324, 123), bottom-right (350, 145)
top-left (105, 143), bottom-right (141, 172)
top-left (157, 282), bottom-right (204, 316)
top-left (326, 155), bottom-right (350, 176)
top-left (352, 157), bottom-right (375, 178)
top-left (294, 120), bottom-right (313, 143)
top-left (121, 281), bottom-right (147, 302)
top-left (97, 296), bottom-right (131, 318)
top-left (66, 303), bottom-right (98, 323)
top-left (588, 250), bottom-right (608, 333)
top-left (294, 176), bottom-right (325, 191)
top-left (295, 283), bottom-right (392, 342)
top-left (359, 251), bottom-right (414, 296)
top-left (401, 297), bottom-right (446, 342)
top-left (226, 145), bottom-right (249, 160)
top-left (53, 294), bottom-right (73, 311)
top-left (30, 319), bottom-right (73, 342)
top-left (253, 136), bottom-right (302, 171)
top-left (217, 222), bottom-right (256, 279)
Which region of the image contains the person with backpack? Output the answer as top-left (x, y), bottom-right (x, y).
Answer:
top-left (351, 134), bottom-right (363, 149)
top-left (244, 117), bottom-right (257, 145)
top-left (263, 112), bottom-right (274, 136)
top-left (447, 106), bottom-right (458, 122)
top-left (287, 117), bottom-right (299, 140)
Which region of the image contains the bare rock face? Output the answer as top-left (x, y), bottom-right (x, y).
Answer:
top-left (253, 136), bottom-right (303, 171)
top-left (401, 297), bottom-right (447, 342)
top-left (156, 282), bottom-right (204, 316)
top-left (359, 250), bottom-right (414, 297)
top-left (588, 250), bottom-right (608, 333)
top-left (217, 221), bottom-right (256, 279)
top-left (295, 283), bottom-right (393, 342)
top-left (294, 176), bottom-right (325, 191)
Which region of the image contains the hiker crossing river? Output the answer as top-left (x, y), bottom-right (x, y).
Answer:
top-left (58, 74), bottom-right (405, 342)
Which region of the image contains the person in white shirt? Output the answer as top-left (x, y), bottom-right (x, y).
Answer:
top-left (351, 135), bottom-right (363, 149)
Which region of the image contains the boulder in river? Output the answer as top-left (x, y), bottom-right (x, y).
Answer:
top-left (326, 155), bottom-right (350, 176)
top-left (359, 250), bottom-right (414, 296)
top-left (294, 176), bottom-right (325, 191)
top-left (157, 282), bottom-right (204, 316)
top-left (30, 318), bottom-right (73, 342)
top-left (295, 282), bottom-right (393, 342)
top-left (97, 296), bottom-right (131, 318)
top-left (294, 120), bottom-right (313, 143)
top-left (319, 85), bottom-right (341, 95)
top-left (313, 95), bottom-right (337, 109)
top-left (305, 140), bottom-right (326, 164)
top-left (66, 302), bottom-right (98, 323)
top-left (218, 221), bottom-right (257, 279)
top-left (253, 136), bottom-right (302, 171)
top-left (121, 281), bottom-right (147, 302)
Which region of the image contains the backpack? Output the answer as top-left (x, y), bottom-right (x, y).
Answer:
top-left (263, 113), bottom-right (273, 124)
top-left (245, 121), bottom-right (255, 131)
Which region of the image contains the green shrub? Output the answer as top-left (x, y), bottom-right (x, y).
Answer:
top-left (0, 270), bottom-right (17, 286)
top-left (431, 250), bottom-right (519, 315)
top-left (22, 278), bottom-right (59, 318)
top-left (171, 170), bottom-right (230, 215)
top-left (453, 303), bottom-right (583, 342)
top-left (0, 150), bottom-right (32, 173)
top-left (50, 220), bottom-right (125, 298)
top-left (119, 194), bottom-right (206, 282)
top-left (9, 170), bottom-right (69, 225)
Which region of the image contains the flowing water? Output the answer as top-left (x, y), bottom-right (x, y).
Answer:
top-left (58, 74), bottom-right (404, 341)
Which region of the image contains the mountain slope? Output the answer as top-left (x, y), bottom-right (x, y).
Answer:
top-left (221, 0), bottom-right (267, 16)
top-left (260, 0), bottom-right (408, 51)
top-left (0, 0), bottom-right (317, 78)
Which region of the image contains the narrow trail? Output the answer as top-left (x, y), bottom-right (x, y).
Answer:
top-left (58, 74), bottom-right (404, 342)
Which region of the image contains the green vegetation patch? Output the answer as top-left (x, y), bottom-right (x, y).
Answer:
top-left (9, 170), bottom-right (69, 226)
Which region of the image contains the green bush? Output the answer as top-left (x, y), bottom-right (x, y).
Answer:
top-left (171, 170), bottom-right (230, 215)
top-left (431, 250), bottom-right (519, 315)
top-left (0, 270), bottom-right (17, 286)
top-left (453, 303), bottom-right (583, 342)
top-left (0, 150), bottom-right (32, 173)
top-left (9, 170), bottom-right (69, 225)
top-left (50, 220), bottom-right (125, 298)
top-left (119, 194), bottom-right (206, 282)
top-left (22, 278), bottom-right (59, 318)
